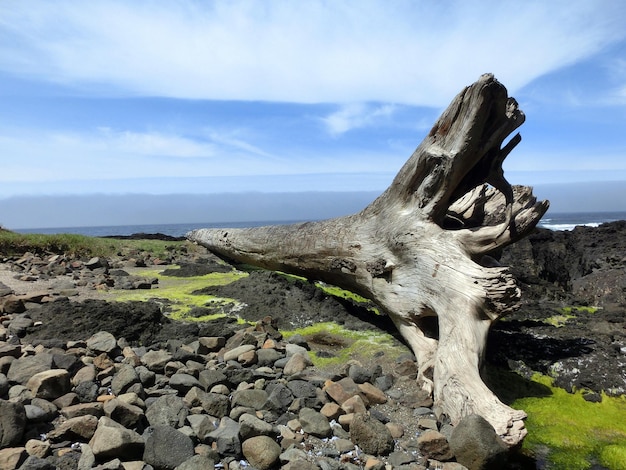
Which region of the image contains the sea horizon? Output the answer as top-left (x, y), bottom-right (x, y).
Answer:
top-left (10, 210), bottom-right (626, 238)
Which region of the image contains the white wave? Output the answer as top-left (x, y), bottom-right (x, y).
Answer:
top-left (540, 222), bottom-right (602, 231)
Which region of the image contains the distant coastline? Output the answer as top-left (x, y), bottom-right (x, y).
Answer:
top-left (13, 211), bottom-right (626, 238)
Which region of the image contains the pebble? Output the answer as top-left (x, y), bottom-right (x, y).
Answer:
top-left (0, 268), bottom-right (473, 469)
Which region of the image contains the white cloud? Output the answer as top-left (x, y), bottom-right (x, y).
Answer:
top-left (95, 128), bottom-right (216, 158)
top-left (323, 103), bottom-right (397, 136)
top-left (1, 1), bottom-right (624, 106)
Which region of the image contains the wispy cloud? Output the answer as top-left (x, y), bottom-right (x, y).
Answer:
top-left (1, 1), bottom-right (624, 106)
top-left (322, 104), bottom-right (397, 136)
top-left (96, 128), bottom-right (216, 158)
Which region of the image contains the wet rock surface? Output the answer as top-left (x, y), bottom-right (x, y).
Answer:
top-left (0, 221), bottom-right (624, 468)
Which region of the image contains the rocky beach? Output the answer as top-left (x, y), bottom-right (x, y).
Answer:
top-left (0, 221), bottom-right (625, 469)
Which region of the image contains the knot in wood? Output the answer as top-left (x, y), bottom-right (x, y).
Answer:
top-left (330, 257), bottom-right (357, 273)
top-left (366, 258), bottom-right (389, 278)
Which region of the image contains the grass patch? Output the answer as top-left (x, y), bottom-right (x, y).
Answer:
top-left (0, 230), bottom-right (190, 259)
top-left (282, 322), bottom-right (405, 368)
top-left (512, 374), bottom-right (626, 469)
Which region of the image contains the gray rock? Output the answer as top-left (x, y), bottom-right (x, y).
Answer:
top-left (223, 368), bottom-right (253, 386)
top-left (0, 373), bottom-right (8, 397)
top-left (145, 394), bottom-right (188, 428)
top-left (136, 365), bottom-right (156, 387)
top-left (141, 350), bottom-right (173, 372)
top-left (16, 455), bottom-right (56, 470)
top-left (110, 364), bottom-right (140, 396)
top-left (0, 344), bottom-right (21, 359)
top-left (29, 398), bottom-right (57, 421)
top-left (287, 380), bottom-right (318, 399)
top-left (86, 331), bottom-right (117, 354)
top-left (374, 374), bottom-right (395, 391)
top-left (24, 404), bottom-right (48, 422)
top-left (238, 413), bottom-right (275, 439)
top-left (89, 416), bottom-right (144, 460)
top-left (348, 364), bottom-right (371, 384)
top-left (265, 383), bottom-right (294, 413)
top-left (143, 425), bottom-right (194, 470)
top-left (448, 414), bottom-right (509, 470)
top-left (74, 381), bottom-right (99, 403)
top-left (349, 413), bottom-right (394, 456)
top-left (299, 407), bottom-right (331, 438)
top-left (242, 435), bottom-right (281, 470)
top-left (197, 336), bottom-right (225, 354)
top-left (256, 348), bottom-right (283, 367)
top-left (283, 353), bottom-right (312, 375)
top-left (7, 354), bottom-right (54, 384)
top-left (285, 343), bottom-right (308, 357)
top-left (0, 399), bottom-right (26, 447)
top-left (279, 446), bottom-right (308, 464)
top-left (283, 461), bottom-right (321, 470)
top-left (200, 392), bottom-right (230, 418)
top-left (7, 315), bottom-right (31, 335)
top-left (223, 344), bottom-right (256, 362)
top-left (174, 454), bottom-right (216, 470)
top-left (169, 373), bottom-right (202, 394)
top-left (231, 389), bottom-right (268, 411)
top-left (198, 369), bottom-right (228, 390)
top-left (207, 417), bottom-right (241, 457)
top-left (186, 414), bottom-right (216, 441)
top-left (103, 398), bottom-right (145, 428)
top-left (77, 444), bottom-right (95, 470)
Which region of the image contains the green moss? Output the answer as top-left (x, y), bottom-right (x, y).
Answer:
top-left (542, 306), bottom-right (600, 328)
top-left (104, 269), bottom-right (247, 318)
top-left (560, 306), bottom-right (599, 315)
top-left (512, 374), bottom-right (626, 469)
top-left (543, 313), bottom-right (576, 328)
top-left (315, 283), bottom-right (381, 315)
top-left (282, 322), bottom-right (405, 368)
top-left (600, 445), bottom-right (626, 468)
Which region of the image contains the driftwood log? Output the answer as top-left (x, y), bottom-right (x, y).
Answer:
top-left (187, 74), bottom-right (549, 447)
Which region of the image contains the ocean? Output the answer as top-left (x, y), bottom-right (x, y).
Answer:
top-left (13, 211), bottom-right (626, 238)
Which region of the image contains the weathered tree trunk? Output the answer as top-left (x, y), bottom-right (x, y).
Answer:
top-left (187, 74), bottom-right (549, 447)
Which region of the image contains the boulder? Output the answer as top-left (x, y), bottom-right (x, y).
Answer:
top-left (242, 435), bottom-right (281, 470)
top-left (143, 425), bottom-right (194, 470)
top-left (238, 413), bottom-right (275, 440)
top-left (298, 408), bottom-right (331, 438)
top-left (86, 331), bottom-right (117, 354)
top-left (145, 395), bottom-right (188, 428)
top-left (417, 429), bottom-right (454, 461)
top-left (7, 354), bottom-right (54, 385)
top-left (110, 364), bottom-right (140, 396)
top-left (0, 400), bottom-right (26, 448)
top-left (174, 454), bottom-right (216, 470)
top-left (448, 414), bottom-right (509, 470)
top-left (48, 415), bottom-right (98, 442)
top-left (206, 417), bottom-right (241, 458)
top-left (349, 413), bottom-right (394, 456)
top-left (88, 416), bottom-right (144, 460)
top-left (26, 370), bottom-right (70, 400)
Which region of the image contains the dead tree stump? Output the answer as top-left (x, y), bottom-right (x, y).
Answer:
top-left (187, 73), bottom-right (549, 447)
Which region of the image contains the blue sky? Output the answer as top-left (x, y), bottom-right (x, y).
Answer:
top-left (1, 1), bottom-right (626, 212)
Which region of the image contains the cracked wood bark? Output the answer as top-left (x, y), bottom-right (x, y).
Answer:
top-left (187, 74), bottom-right (549, 447)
